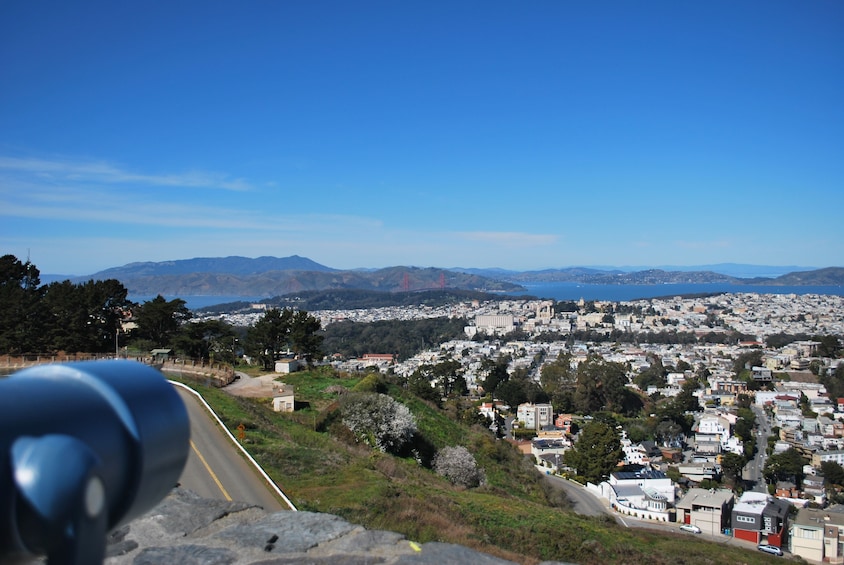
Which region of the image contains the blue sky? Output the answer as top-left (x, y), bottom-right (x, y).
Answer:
top-left (1, 1), bottom-right (842, 275)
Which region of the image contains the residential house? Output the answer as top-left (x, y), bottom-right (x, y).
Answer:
top-left (697, 414), bottom-right (731, 439)
top-left (659, 447), bottom-right (682, 463)
top-left (599, 468), bottom-right (676, 522)
top-left (752, 366), bottom-right (773, 382)
top-left (818, 416), bottom-right (844, 438)
top-left (695, 413), bottom-right (744, 457)
top-left (775, 481), bottom-right (799, 499)
top-left (712, 380), bottom-right (749, 396)
top-left (611, 468), bottom-right (676, 502)
top-left (478, 401), bottom-right (506, 421)
top-left (677, 462), bottom-right (720, 483)
top-left (361, 353), bottom-right (395, 364)
top-left (813, 450), bottom-right (844, 467)
top-left (536, 426), bottom-right (566, 439)
top-left (532, 438), bottom-right (570, 472)
top-left (516, 402), bottom-right (553, 430)
top-left (675, 488), bottom-right (735, 536)
top-left (358, 353), bottom-right (396, 372)
top-left (791, 358), bottom-right (812, 370)
top-left (790, 507), bottom-right (844, 564)
top-left (731, 492), bottom-right (791, 548)
top-left (554, 413), bottom-right (575, 434)
top-left (813, 397), bottom-right (835, 416)
top-left (755, 390), bottom-right (780, 407)
top-left (620, 432), bottom-right (657, 466)
top-left (776, 408), bottom-right (804, 429)
top-left (803, 473), bottom-right (827, 506)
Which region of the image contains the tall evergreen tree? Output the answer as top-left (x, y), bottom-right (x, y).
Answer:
top-left (572, 354), bottom-right (628, 414)
top-left (246, 308), bottom-right (293, 370)
top-left (0, 254), bottom-right (45, 353)
top-left (40, 278), bottom-right (131, 353)
top-left (289, 309), bottom-right (324, 364)
top-left (132, 295), bottom-right (191, 348)
top-left (564, 421), bottom-right (622, 483)
top-left (173, 319), bottom-right (236, 362)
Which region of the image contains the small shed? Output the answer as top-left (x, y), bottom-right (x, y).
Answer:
top-left (274, 358), bottom-right (300, 374)
top-left (151, 348), bottom-right (172, 363)
top-left (272, 384), bottom-right (295, 413)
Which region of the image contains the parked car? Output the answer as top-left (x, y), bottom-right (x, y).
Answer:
top-left (757, 544), bottom-right (783, 556)
top-left (679, 524), bottom-right (701, 534)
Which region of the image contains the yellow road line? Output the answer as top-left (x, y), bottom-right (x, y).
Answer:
top-left (190, 439), bottom-right (232, 501)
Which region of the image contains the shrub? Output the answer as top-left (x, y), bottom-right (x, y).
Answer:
top-left (433, 446), bottom-right (486, 488)
top-left (353, 373), bottom-right (387, 393)
top-left (339, 392), bottom-right (416, 453)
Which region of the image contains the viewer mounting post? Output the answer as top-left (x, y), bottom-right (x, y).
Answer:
top-left (0, 360), bottom-right (190, 565)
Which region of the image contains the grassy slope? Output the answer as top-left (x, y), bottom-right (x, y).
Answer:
top-left (176, 371), bottom-right (776, 565)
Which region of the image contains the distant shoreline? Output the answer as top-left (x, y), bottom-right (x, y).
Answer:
top-left (131, 283), bottom-right (844, 311)
top-left (507, 282), bottom-right (844, 303)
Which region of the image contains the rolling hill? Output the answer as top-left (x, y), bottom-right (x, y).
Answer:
top-left (58, 256), bottom-right (844, 297)
top-left (78, 258), bottom-right (525, 296)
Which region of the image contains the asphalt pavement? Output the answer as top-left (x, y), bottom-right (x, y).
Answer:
top-left (175, 386), bottom-right (288, 512)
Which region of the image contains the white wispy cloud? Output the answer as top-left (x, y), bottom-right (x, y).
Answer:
top-left (0, 153), bottom-right (567, 273)
top-left (1, 172), bottom-right (385, 236)
top-left (0, 156), bottom-right (252, 191)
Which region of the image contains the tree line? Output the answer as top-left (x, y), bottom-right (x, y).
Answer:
top-left (321, 317), bottom-right (467, 361)
top-left (0, 254), bottom-right (322, 367)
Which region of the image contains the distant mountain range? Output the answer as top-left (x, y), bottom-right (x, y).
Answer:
top-left (458, 263), bottom-right (815, 279)
top-left (50, 256), bottom-right (844, 297)
top-left (67, 257), bottom-right (524, 296)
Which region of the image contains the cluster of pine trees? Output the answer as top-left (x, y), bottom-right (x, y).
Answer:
top-left (0, 254), bottom-right (323, 366)
top-left (1, 254), bottom-right (139, 355)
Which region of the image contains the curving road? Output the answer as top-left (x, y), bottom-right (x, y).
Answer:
top-left (175, 386), bottom-right (287, 512)
top-left (539, 471), bottom-right (616, 519)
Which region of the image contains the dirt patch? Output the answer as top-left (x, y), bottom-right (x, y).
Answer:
top-left (225, 374), bottom-right (281, 398)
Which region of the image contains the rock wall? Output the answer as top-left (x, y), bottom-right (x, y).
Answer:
top-left (104, 488), bottom-right (575, 565)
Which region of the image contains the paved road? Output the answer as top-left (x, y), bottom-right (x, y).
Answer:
top-left (744, 405), bottom-right (771, 492)
top-left (538, 471), bottom-right (616, 519)
top-left (175, 386), bottom-right (287, 512)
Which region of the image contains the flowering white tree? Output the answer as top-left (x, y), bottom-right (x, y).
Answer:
top-left (339, 392), bottom-right (417, 453)
top-left (433, 446), bottom-right (486, 488)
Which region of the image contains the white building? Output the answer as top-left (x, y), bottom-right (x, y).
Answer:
top-left (516, 402), bottom-right (553, 430)
top-left (466, 314), bottom-right (515, 337)
top-left (620, 432), bottom-right (653, 466)
top-left (271, 384), bottom-right (295, 412)
top-left (599, 469), bottom-right (675, 522)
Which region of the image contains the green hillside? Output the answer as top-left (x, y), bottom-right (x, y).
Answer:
top-left (177, 370), bottom-right (776, 565)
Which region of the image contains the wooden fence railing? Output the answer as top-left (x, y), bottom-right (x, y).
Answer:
top-left (0, 354), bottom-right (235, 387)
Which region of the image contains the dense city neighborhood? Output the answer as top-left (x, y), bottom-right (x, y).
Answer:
top-left (3, 250), bottom-right (844, 562)
top-left (205, 291), bottom-right (844, 562)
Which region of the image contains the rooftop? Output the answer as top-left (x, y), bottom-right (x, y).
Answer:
top-left (794, 507), bottom-right (844, 528)
top-left (612, 469), bottom-right (668, 481)
top-left (733, 491), bottom-right (771, 513)
top-left (676, 488), bottom-right (734, 510)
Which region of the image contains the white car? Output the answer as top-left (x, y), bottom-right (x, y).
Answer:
top-left (757, 544), bottom-right (783, 556)
top-left (679, 524), bottom-right (701, 534)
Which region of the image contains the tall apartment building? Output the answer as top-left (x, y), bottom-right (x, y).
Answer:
top-left (516, 402), bottom-right (553, 430)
